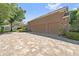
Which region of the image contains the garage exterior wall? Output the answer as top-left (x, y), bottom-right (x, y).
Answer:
top-left (28, 7), bottom-right (70, 34)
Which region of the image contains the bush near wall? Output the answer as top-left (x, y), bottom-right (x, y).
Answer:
top-left (64, 32), bottom-right (79, 41)
top-left (16, 25), bottom-right (28, 32)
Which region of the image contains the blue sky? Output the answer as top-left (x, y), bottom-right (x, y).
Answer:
top-left (18, 3), bottom-right (79, 24)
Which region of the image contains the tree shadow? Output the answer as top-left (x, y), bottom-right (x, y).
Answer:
top-left (28, 32), bottom-right (79, 45)
top-left (0, 32), bottom-right (12, 35)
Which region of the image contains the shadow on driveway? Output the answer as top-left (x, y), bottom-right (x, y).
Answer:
top-left (0, 31), bottom-right (79, 45)
top-left (28, 32), bottom-right (79, 45)
top-left (0, 32), bottom-right (12, 35)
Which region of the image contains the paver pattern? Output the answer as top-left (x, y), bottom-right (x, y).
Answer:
top-left (0, 32), bottom-right (79, 56)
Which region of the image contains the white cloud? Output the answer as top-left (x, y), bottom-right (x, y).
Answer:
top-left (45, 3), bottom-right (62, 10)
top-left (72, 8), bottom-right (77, 10)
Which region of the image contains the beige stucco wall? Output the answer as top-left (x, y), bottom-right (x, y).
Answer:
top-left (28, 7), bottom-right (70, 34)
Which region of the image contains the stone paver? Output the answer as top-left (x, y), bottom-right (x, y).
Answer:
top-left (0, 32), bottom-right (79, 56)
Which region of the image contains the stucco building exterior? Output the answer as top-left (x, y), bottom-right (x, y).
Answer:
top-left (28, 7), bottom-right (70, 35)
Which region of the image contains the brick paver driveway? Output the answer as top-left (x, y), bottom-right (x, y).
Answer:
top-left (0, 32), bottom-right (79, 56)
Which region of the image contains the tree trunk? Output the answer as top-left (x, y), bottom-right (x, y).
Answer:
top-left (10, 23), bottom-right (13, 32)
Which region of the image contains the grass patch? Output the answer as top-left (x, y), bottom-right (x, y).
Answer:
top-left (64, 32), bottom-right (79, 41)
top-left (0, 30), bottom-right (16, 33)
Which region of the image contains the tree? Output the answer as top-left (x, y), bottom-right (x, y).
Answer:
top-left (70, 9), bottom-right (79, 32)
top-left (0, 4), bottom-right (11, 32)
top-left (8, 4), bottom-right (26, 31)
top-left (70, 10), bottom-right (77, 25)
top-left (0, 3), bottom-right (26, 32)
top-left (15, 7), bottom-right (26, 21)
top-left (75, 10), bottom-right (79, 31)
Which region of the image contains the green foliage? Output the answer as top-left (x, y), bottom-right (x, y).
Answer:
top-left (64, 32), bottom-right (79, 40)
top-left (0, 4), bottom-right (26, 32)
top-left (70, 9), bottom-right (79, 32)
top-left (15, 7), bottom-right (26, 21)
top-left (16, 29), bottom-right (24, 32)
top-left (0, 3), bottom-right (26, 32)
top-left (0, 26), bottom-right (4, 32)
top-left (0, 4), bottom-right (11, 32)
top-left (16, 24), bottom-right (28, 32)
top-left (70, 10), bottom-right (77, 25)
top-left (9, 4), bottom-right (26, 31)
top-left (0, 4), bottom-right (11, 20)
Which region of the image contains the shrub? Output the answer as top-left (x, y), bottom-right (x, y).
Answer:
top-left (16, 29), bottom-right (23, 32)
top-left (16, 25), bottom-right (28, 32)
top-left (0, 26), bottom-right (4, 32)
top-left (64, 32), bottom-right (79, 40)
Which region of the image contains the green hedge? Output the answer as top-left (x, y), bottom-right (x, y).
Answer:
top-left (64, 32), bottom-right (79, 40)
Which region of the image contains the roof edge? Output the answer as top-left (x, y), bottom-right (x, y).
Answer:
top-left (28, 6), bottom-right (69, 23)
